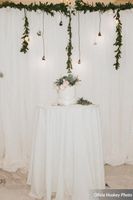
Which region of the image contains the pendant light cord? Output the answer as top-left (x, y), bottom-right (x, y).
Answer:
top-left (78, 11), bottom-right (81, 64)
top-left (42, 11), bottom-right (45, 60)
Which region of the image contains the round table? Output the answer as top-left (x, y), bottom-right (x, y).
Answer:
top-left (27, 105), bottom-right (105, 200)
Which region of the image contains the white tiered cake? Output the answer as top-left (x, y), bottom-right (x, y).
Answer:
top-left (58, 86), bottom-right (76, 106)
top-left (55, 74), bottom-right (79, 106)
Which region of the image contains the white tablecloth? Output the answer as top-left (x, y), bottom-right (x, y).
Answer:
top-left (27, 105), bottom-right (105, 200)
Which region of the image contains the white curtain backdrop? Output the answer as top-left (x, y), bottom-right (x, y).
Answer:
top-left (0, 8), bottom-right (133, 171)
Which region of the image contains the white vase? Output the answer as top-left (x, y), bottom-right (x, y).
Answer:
top-left (58, 86), bottom-right (76, 106)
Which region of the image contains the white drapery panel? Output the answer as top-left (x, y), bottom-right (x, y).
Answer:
top-left (0, 8), bottom-right (133, 171)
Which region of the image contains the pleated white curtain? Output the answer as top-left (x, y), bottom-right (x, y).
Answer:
top-left (0, 8), bottom-right (133, 171)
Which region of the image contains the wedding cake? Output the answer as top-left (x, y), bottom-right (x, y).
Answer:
top-left (58, 85), bottom-right (76, 105)
top-left (55, 74), bottom-right (79, 106)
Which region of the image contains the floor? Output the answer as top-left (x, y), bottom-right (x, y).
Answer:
top-left (105, 164), bottom-right (133, 189)
top-left (0, 165), bottom-right (133, 200)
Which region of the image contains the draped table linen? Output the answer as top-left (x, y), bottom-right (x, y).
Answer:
top-left (27, 105), bottom-right (105, 200)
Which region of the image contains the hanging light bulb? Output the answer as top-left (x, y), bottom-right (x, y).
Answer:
top-left (24, 36), bottom-right (30, 42)
top-left (98, 32), bottom-right (101, 36)
top-left (98, 11), bottom-right (102, 37)
top-left (78, 59), bottom-right (81, 64)
top-left (42, 55), bottom-right (45, 61)
top-left (59, 20), bottom-right (63, 26)
top-left (59, 13), bottom-right (63, 26)
top-left (37, 30), bottom-right (41, 36)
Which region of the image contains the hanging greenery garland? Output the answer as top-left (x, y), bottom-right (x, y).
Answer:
top-left (0, 1), bottom-right (69, 16)
top-left (113, 9), bottom-right (122, 70)
top-left (20, 9), bottom-right (30, 54)
top-left (75, 0), bottom-right (133, 12)
top-left (66, 11), bottom-right (73, 73)
top-left (1, 0), bottom-right (133, 13)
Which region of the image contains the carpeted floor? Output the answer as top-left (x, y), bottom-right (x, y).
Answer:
top-left (0, 165), bottom-right (133, 200)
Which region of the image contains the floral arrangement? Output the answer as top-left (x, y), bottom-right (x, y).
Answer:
top-left (55, 73), bottom-right (80, 90)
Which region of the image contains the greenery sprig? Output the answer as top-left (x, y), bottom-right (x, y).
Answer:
top-left (66, 11), bottom-right (73, 74)
top-left (113, 9), bottom-right (122, 70)
top-left (77, 97), bottom-right (92, 105)
top-left (20, 9), bottom-right (30, 54)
